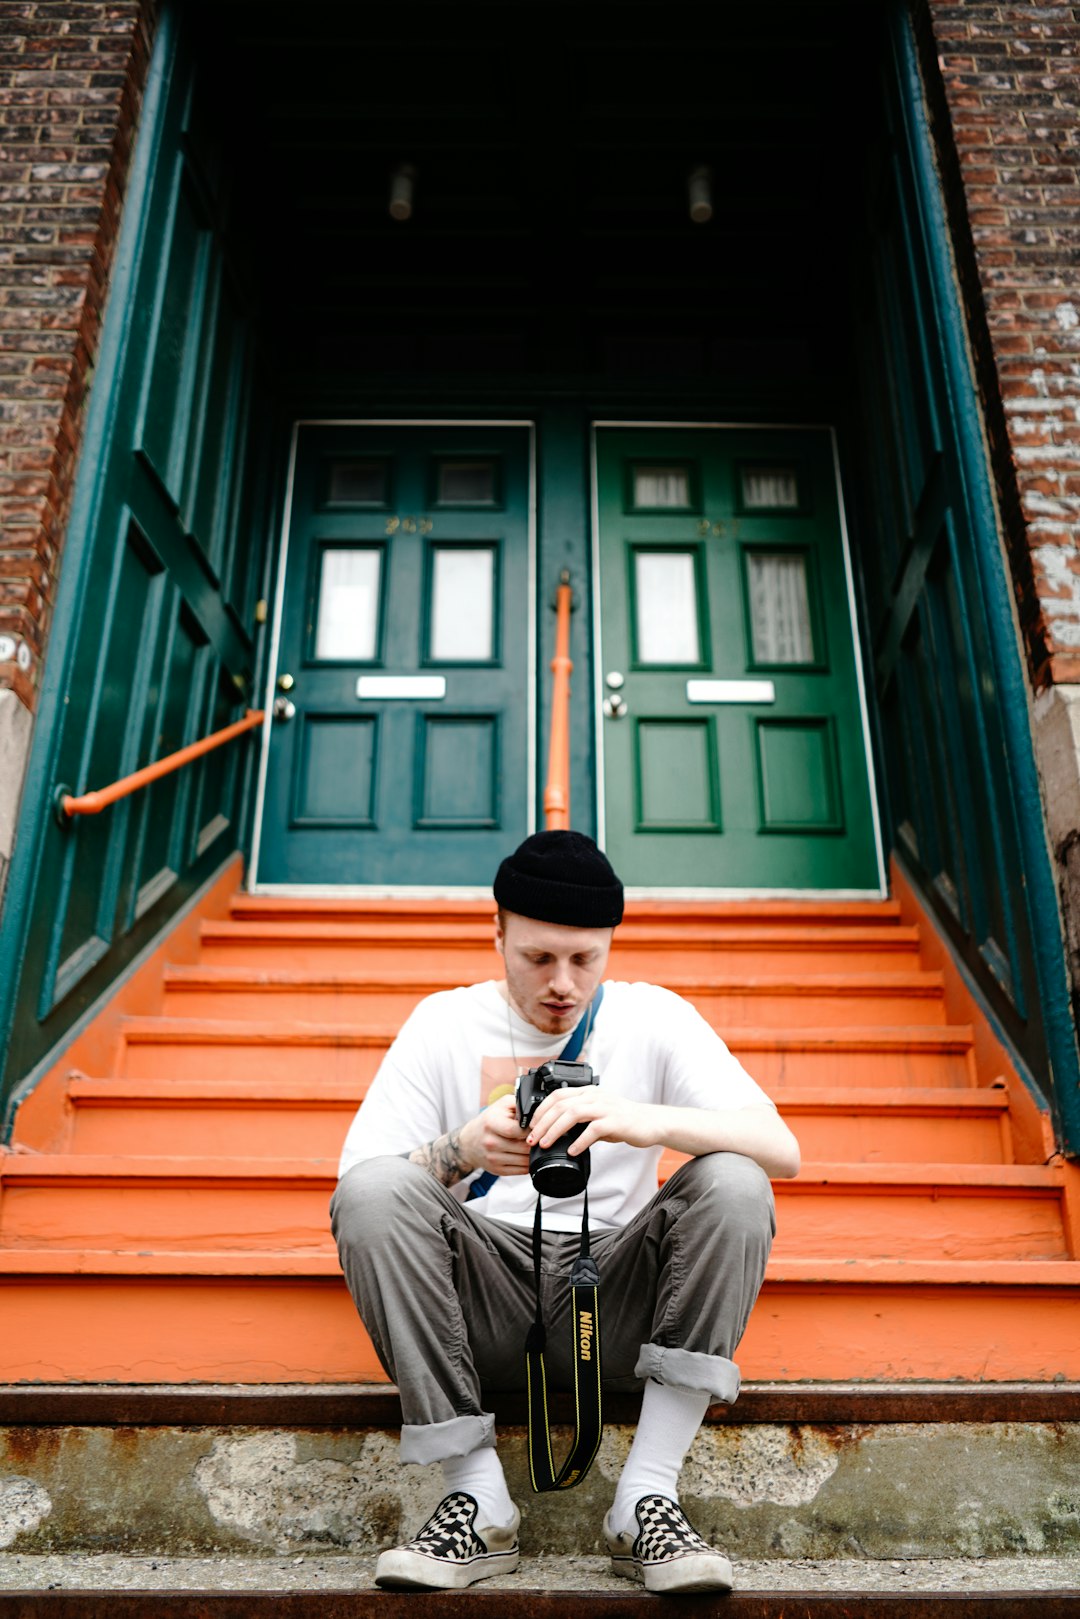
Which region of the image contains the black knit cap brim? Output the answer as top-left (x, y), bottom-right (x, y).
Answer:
top-left (493, 830), bottom-right (624, 929)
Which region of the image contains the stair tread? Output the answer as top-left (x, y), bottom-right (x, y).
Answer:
top-left (65, 1079), bottom-right (1007, 1111)
top-left (230, 895), bottom-right (906, 922)
top-left (203, 919), bottom-right (922, 945)
top-left (164, 965), bottom-right (946, 992)
top-left (2, 1154), bottom-right (1062, 1187)
top-left (2, 1551), bottom-right (1079, 1600)
top-left (2, 1248), bottom-right (1079, 1283)
top-left (117, 1016), bottom-right (976, 1047)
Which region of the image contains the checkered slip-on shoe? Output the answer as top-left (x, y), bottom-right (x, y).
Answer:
top-left (374, 1492), bottom-right (521, 1590)
top-left (603, 1493), bottom-right (734, 1594)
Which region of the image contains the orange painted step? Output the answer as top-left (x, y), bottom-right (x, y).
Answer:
top-left (3, 1255), bottom-right (1079, 1384)
top-left (116, 1019), bottom-right (977, 1088)
top-left (199, 919), bottom-right (923, 975)
top-left (117, 1020), bottom-right (395, 1084)
top-left (160, 966), bottom-right (949, 1027)
top-left (227, 895), bottom-right (907, 927)
top-left (1, 1156), bottom-right (1066, 1261)
top-left (63, 1078), bottom-right (1010, 1164)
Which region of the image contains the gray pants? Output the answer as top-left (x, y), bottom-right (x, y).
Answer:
top-left (330, 1152), bottom-right (775, 1465)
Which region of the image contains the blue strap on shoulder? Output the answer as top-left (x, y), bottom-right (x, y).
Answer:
top-left (466, 984), bottom-right (604, 1203)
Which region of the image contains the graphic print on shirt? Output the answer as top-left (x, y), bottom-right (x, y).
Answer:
top-left (480, 1054), bottom-right (559, 1113)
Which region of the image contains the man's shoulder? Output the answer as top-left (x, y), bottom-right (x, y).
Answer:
top-left (404, 979), bottom-right (502, 1025)
top-left (603, 980), bottom-right (693, 1012)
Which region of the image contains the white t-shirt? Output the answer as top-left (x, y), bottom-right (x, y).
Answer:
top-left (338, 979), bottom-right (775, 1232)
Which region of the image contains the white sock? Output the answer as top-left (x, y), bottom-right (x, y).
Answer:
top-left (610, 1379), bottom-right (711, 1536)
top-left (440, 1445), bottom-right (516, 1529)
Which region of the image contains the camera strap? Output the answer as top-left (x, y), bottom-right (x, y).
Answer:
top-left (525, 1189), bottom-right (602, 1492)
top-left (523, 983), bottom-right (605, 1492)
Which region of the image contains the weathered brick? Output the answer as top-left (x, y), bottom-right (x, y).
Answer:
top-left (0, 0), bottom-right (152, 717)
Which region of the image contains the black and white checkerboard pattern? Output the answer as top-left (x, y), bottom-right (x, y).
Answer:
top-left (399, 1493), bottom-right (488, 1563)
top-left (633, 1494), bottom-right (717, 1564)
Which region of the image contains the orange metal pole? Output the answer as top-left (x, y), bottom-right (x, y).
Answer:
top-left (60, 709), bottom-right (265, 819)
top-left (543, 579), bottom-right (573, 830)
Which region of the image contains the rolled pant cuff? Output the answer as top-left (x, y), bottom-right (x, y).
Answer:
top-left (399, 1412), bottom-right (496, 1465)
top-left (635, 1344), bottom-right (741, 1404)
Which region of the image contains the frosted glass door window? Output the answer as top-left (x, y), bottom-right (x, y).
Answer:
top-left (633, 465), bottom-right (691, 509)
top-left (747, 551), bottom-right (814, 664)
top-left (314, 548), bottom-right (382, 660)
top-left (741, 465), bottom-right (800, 510)
top-left (634, 550), bottom-right (701, 664)
top-left (430, 546), bottom-right (495, 661)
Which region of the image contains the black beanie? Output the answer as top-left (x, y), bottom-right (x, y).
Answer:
top-left (493, 830), bottom-right (624, 929)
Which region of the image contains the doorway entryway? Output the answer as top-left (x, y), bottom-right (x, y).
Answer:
top-left (594, 424), bottom-right (884, 892)
top-left (251, 422), bottom-right (534, 887)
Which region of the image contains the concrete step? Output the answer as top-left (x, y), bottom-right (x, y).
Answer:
top-left (61, 1079), bottom-right (1011, 1162)
top-left (1, 1383), bottom-right (1078, 1593)
top-left (2, 1554), bottom-right (1080, 1613)
top-left (160, 967), bottom-right (949, 1026)
top-left (113, 1019), bottom-right (979, 1087)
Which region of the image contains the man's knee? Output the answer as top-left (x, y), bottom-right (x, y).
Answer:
top-left (670, 1151), bottom-right (776, 1240)
top-left (330, 1154), bottom-right (431, 1248)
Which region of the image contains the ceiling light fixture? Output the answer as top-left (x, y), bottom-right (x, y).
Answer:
top-left (688, 164), bottom-right (713, 225)
top-left (389, 163), bottom-right (417, 222)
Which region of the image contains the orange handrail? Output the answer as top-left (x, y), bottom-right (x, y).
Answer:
top-left (59, 708), bottom-right (265, 819)
top-left (543, 574), bottom-right (573, 830)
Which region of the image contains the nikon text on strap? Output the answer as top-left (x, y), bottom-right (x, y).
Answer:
top-left (523, 985), bottom-right (605, 1493)
top-left (525, 1188), bottom-right (602, 1492)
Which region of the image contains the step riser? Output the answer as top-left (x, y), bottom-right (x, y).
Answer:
top-left (2, 1414), bottom-right (1079, 1565)
top-left (160, 987), bottom-right (948, 1026)
top-left (119, 1043), bottom-right (385, 1083)
top-left (4, 1279), bottom-right (1080, 1382)
top-left (65, 1104), bottom-right (1010, 1164)
top-left (3, 1184), bottom-right (1064, 1258)
top-left (118, 1037), bottom-right (976, 1088)
top-left (199, 940), bottom-right (924, 973)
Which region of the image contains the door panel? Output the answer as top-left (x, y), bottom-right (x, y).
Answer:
top-left (596, 426), bottom-right (881, 890)
top-left (257, 425), bottom-right (531, 885)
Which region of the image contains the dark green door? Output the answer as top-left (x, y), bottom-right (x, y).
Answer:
top-left (256, 424), bottom-right (532, 885)
top-left (596, 426), bottom-right (882, 890)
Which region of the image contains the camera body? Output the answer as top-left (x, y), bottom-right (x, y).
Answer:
top-left (515, 1059), bottom-right (598, 1198)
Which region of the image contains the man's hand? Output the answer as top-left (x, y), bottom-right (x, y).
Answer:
top-left (406, 1094), bottom-right (531, 1187)
top-left (458, 1093), bottom-right (532, 1177)
top-left (526, 1090), bottom-right (801, 1179)
top-left (527, 1089), bottom-right (658, 1154)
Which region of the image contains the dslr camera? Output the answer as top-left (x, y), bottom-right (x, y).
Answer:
top-left (515, 1060), bottom-right (598, 1198)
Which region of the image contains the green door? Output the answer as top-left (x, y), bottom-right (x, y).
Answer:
top-left (255, 424), bottom-right (532, 886)
top-left (595, 426), bottom-right (882, 890)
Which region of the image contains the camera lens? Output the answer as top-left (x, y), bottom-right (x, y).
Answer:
top-left (529, 1126), bottom-right (591, 1198)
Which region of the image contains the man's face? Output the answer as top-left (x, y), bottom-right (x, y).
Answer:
top-left (495, 910), bottom-right (613, 1036)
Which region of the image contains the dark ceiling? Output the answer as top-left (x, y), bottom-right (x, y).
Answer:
top-left (194, 1), bottom-right (883, 399)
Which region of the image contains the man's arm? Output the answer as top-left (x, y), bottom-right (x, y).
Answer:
top-left (405, 1094), bottom-right (532, 1185)
top-left (527, 1092), bottom-right (801, 1179)
top-left (405, 1126), bottom-right (473, 1187)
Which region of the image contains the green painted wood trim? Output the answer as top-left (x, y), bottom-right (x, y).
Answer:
top-left (891, 5), bottom-right (1080, 1154)
top-left (0, 5), bottom-right (181, 1131)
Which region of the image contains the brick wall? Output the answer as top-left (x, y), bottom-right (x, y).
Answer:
top-left (0, 0), bottom-right (155, 891)
top-left (922, 0), bottom-right (1080, 692)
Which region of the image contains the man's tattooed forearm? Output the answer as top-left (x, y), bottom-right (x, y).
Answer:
top-left (406, 1128), bottom-right (472, 1187)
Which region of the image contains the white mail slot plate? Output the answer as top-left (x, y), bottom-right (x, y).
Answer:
top-left (686, 679), bottom-right (776, 704)
top-left (356, 676), bottom-right (447, 700)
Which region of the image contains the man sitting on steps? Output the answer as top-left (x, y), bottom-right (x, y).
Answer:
top-left (331, 829), bottom-right (801, 1593)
